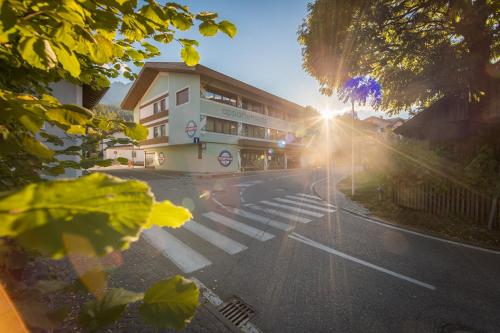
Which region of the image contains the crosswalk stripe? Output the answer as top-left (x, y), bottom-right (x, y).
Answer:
top-left (285, 195), bottom-right (335, 208)
top-left (260, 201), bottom-right (324, 218)
top-left (246, 205), bottom-right (312, 224)
top-left (230, 208), bottom-right (294, 232)
top-left (234, 184), bottom-right (252, 187)
top-left (183, 220), bottom-right (247, 255)
top-left (203, 212), bottom-right (275, 241)
top-left (295, 193), bottom-right (322, 201)
top-left (274, 198), bottom-right (336, 213)
top-left (143, 226), bottom-right (211, 273)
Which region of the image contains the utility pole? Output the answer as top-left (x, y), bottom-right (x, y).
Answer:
top-left (351, 99), bottom-right (355, 196)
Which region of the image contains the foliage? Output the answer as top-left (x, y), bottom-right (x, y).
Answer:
top-left (464, 145), bottom-right (500, 196)
top-left (94, 104), bottom-right (134, 122)
top-left (0, 0), bottom-right (236, 331)
top-left (338, 76), bottom-right (382, 108)
top-left (298, 0), bottom-right (499, 115)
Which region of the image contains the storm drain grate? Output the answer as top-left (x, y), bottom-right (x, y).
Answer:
top-left (217, 296), bottom-right (255, 328)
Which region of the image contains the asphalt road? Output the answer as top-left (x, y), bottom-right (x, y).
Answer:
top-left (104, 168), bottom-right (500, 333)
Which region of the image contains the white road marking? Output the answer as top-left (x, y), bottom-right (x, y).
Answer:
top-left (247, 204), bottom-right (312, 224)
top-left (274, 197), bottom-right (336, 213)
top-left (285, 195), bottom-right (335, 208)
top-left (295, 193), bottom-right (323, 200)
top-left (143, 226), bottom-right (211, 273)
top-left (190, 277), bottom-right (262, 333)
top-left (183, 220), bottom-right (247, 255)
top-left (289, 232), bottom-right (436, 290)
top-left (231, 208), bottom-right (294, 232)
top-left (260, 200), bottom-right (324, 218)
top-left (342, 210), bottom-right (500, 255)
top-left (203, 212), bottom-right (275, 241)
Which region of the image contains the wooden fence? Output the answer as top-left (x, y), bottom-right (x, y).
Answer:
top-left (391, 182), bottom-right (499, 228)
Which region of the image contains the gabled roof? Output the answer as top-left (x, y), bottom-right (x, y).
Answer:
top-left (121, 62), bottom-right (305, 113)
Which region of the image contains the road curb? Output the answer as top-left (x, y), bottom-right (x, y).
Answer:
top-left (311, 178), bottom-right (500, 255)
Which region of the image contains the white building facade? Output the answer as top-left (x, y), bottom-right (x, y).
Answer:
top-left (121, 63), bottom-right (311, 173)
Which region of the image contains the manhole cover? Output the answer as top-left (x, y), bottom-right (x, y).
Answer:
top-left (217, 296), bottom-right (255, 328)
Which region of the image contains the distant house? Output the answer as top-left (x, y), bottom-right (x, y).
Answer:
top-left (363, 116), bottom-right (404, 133)
top-left (101, 132), bottom-right (144, 166)
top-left (395, 92), bottom-right (500, 148)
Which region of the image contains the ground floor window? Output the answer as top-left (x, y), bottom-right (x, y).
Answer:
top-left (267, 151), bottom-right (285, 170)
top-left (241, 149), bottom-right (265, 171)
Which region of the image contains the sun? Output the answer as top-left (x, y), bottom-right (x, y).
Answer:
top-left (320, 109), bottom-right (334, 120)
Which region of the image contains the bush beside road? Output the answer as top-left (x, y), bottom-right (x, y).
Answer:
top-left (336, 171), bottom-right (500, 250)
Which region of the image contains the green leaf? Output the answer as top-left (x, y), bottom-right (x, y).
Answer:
top-left (199, 21), bottom-right (218, 36)
top-left (145, 201), bottom-right (192, 229)
top-left (139, 276), bottom-right (199, 330)
top-left (171, 13), bottom-right (193, 31)
top-left (22, 135), bottom-right (54, 159)
top-left (79, 288), bottom-right (144, 332)
top-left (46, 104), bottom-right (93, 127)
top-left (0, 173), bottom-right (154, 258)
top-left (123, 122), bottom-right (147, 141)
top-left (218, 20), bottom-right (237, 38)
top-left (18, 37), bottom-right (57, 70)
top-left (53, 45), bottom-right (81, 77)
top-left (180, 45), bottom-right (199, 67)
top-left (196, 12), bottom-right (218, 20)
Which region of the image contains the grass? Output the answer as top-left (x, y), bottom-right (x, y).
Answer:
top-left (338, 171), bottom-right (500, 250)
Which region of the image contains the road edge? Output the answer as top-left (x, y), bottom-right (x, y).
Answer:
top-left (311, 177), bottom-right (500, 255)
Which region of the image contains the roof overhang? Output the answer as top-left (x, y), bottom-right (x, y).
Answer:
top-left (121, 62), bottom-right (305, 114)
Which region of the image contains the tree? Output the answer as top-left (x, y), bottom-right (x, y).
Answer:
top-left (298, 0), bottom-right (499, 115)
top-left (0, 0), bottom-right (236, 331)
top-left (94, 104), bottom-right (134, 122)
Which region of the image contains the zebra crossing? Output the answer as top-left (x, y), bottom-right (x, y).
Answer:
top-left (143, 192), bottom-right (337, 273)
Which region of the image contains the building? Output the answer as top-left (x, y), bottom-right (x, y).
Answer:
top-left (363, 116), bottom-right (404, 133)
top-left (42, 81), bottom-right (107, 178)
top-left (121, 62), bottom-right (312, 173)
top-left (102, 132), bottom-right (144, 166)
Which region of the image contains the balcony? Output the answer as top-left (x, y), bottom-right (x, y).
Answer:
top-left (201, 98), bottom-right (294, 133)
top-left (140, 136), bottom-right (168, 146)
top-left (140, 110), bottom-right (169, 124)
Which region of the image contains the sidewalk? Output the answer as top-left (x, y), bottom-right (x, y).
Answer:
top-left (313, 168), bottom-right (370, 216)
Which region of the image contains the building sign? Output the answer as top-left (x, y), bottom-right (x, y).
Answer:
top-left (185, 120), bottom-right (198, 138)
top-left (158, 152), bottom-right (165, 165)
top-left (218, 150), bottom-right (233, 167)
top-left (222, 108), bottom-right (268, 126)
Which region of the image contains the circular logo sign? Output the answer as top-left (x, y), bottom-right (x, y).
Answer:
top-left (218, 150), bottom-right (233, 167)
top-left (158, 152), bottom-right (165, 165)
top-left (185, 120), bottom-right (198, 138)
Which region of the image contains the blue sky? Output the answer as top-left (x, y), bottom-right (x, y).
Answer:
top-left (118, 0), bottom-right (398, 119)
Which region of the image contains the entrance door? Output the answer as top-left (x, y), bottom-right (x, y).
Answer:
top-left (145, 152), bottom-right (155, 168)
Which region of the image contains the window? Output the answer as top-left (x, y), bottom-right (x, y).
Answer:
top-left (176, 88), bottom-right (189, 106)
top-left (153, 98), bottom-right (167, 114)
top-left (241, 98), bottom-right (264, 114)
top-left (242, 124), bottom-right (266, 139)
top-left (153, 124), bottom-right (166, 137)
top-left (202, 86), bottom-right (237, 107)
top-left (205, 116), bottom-right (237, 135)
top-left (269, 129), bottom-right (285, 141)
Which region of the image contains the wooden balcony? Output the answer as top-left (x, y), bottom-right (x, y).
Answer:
top-left (140, 136), bottom-right (168, 146)
top-left (140, 110), bottom-right (168, 124)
